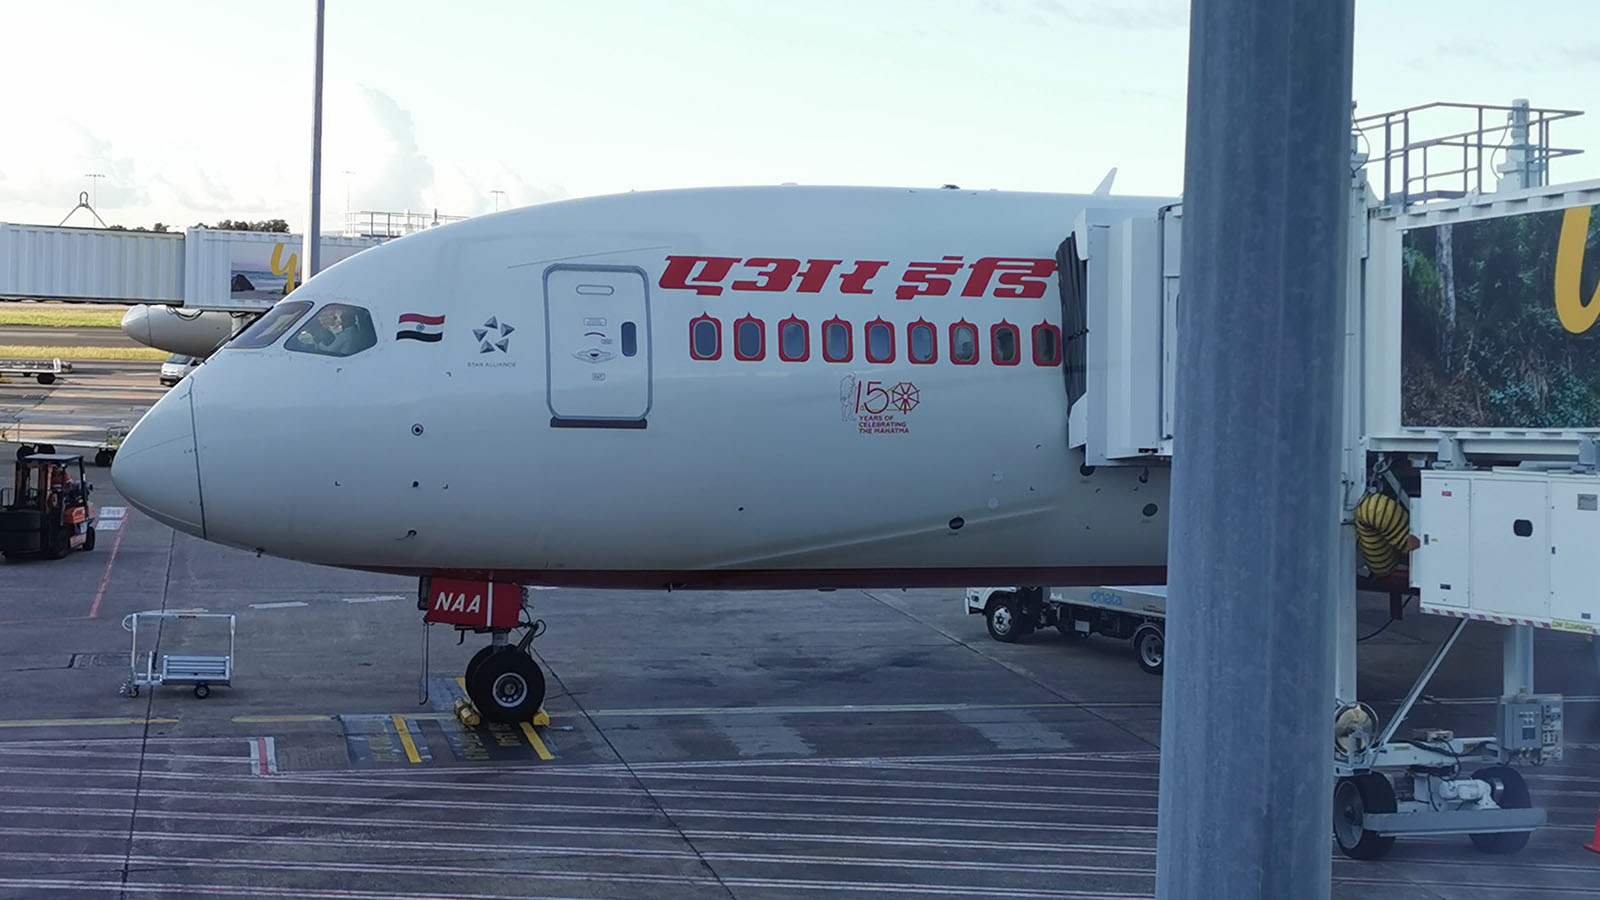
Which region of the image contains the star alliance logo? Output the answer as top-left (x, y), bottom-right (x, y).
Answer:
top-left (473, 317), bottom-right (514, 354)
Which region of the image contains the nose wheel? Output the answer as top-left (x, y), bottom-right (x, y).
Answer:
top-left (464, 646), bottom-right (546, 723)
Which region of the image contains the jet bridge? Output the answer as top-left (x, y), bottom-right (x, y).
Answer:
top-left (1065, 99), bottom-right (1596, 860)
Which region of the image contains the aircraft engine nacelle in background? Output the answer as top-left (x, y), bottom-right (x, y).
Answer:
top-left (121, 304), bottom-right (247, 358)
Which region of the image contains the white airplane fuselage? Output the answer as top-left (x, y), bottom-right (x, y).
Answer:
top-left (112, 186), bottom-right (1173, 589)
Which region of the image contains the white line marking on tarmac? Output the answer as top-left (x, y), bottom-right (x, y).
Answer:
top-left (341, 595), bottom-right (405, 604)
top-left (248, 601), bottom-right (308, 610)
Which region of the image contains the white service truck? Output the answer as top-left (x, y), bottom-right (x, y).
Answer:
top-left (966, 585), bottom-right (1168, 675)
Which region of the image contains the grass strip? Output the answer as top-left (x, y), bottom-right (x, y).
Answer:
top-left (0, 308), bottom-right (126, 328)
top-left (0, 345), bottom-right (166, 361)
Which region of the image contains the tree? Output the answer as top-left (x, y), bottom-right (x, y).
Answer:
top-left (199, 218), bottom-right (290, 233)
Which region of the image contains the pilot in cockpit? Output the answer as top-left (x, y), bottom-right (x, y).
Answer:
top-left (299, 306), bottom-right (361, 356)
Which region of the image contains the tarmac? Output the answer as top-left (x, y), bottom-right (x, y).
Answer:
top-left (0, 360), bottom-right (1597, 899)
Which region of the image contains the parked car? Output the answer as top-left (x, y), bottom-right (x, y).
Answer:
top-left (159, 354), bottom-right (199, 387)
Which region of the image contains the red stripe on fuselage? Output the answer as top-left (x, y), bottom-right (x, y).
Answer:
top-left (398, 313), bottom-right (445, 326)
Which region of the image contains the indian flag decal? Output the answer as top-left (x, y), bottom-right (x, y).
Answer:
top-left (397, 313), bottom-right (445, 342)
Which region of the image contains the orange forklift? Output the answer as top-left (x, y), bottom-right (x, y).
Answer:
top-left (0, 454), bottom-right (97, 560)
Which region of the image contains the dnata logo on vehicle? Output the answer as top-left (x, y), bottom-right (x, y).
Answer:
top-left (433, 591), bottom-right (484, 614)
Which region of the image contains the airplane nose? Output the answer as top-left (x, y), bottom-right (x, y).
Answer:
top-left (112, 379), bottom-right (205, 537)
top-left (120, 305), bottom-right (156, 349)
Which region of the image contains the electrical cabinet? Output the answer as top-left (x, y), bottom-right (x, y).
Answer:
top-left (1415, 469), bottom-right (1599, 632)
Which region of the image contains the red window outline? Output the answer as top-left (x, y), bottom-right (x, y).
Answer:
top-left (689, 313), bottom-right (722, 361)
top-left (778, 315), bottom-right (810, 362)
top-left (733, 314), bottom-right (766, 361)
top-left (822, 316), bottom-right (853, 363)
top-left (991, 321), bottom-right (1021, 366)
top-left (907, 318), bottom-right (937, 365)
top-left (864, 317), bottom-right (895, 364)
top-left (1032, 321), bottom-right (1063, 367)
top-left (949, 320), bottom-right (980, 365)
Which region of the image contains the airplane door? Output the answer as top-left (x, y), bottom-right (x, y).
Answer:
top-left (543, 265), bottom-right (652, 427)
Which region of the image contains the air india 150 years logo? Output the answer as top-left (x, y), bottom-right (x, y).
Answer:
top-left (840, 375), bottom-right (919, 434)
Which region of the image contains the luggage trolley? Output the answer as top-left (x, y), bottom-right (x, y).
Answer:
top-left (119, 611), bottom-right (236, 699)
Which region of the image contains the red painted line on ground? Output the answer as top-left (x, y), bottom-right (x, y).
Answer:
top-left (257, 738), bottom-right (270, 776)
top-left (87, 512), bottom-right (130, 619)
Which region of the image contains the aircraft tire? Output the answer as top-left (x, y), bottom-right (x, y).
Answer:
top-left (465, 645), bottom-right (499, 680)
top-left (468, 649), bottom-right (546, 723)
top-left (1467, 766), bottom-right (1532, 855)
top-left (1334, 774), bottom-right (1397, 860)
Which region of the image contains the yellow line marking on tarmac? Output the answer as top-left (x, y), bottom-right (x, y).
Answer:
top-left (0, 717), bottom-right (180, 728)
top-left (519, 722), bottom-right (554, 761)
top-left (391, 716), bottom-right (423, 765)
top-left (582, 701), bottom-right (1099, 718)
top-left (231, 715), bottom-right (334, 723)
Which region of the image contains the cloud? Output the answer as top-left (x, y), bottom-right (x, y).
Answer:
top-left (324, 84), bottom-right (564, 222)
top-left (1031, 0), bottom-right (1187, 30)
top-left (0, 118), bottom-right (149, 223)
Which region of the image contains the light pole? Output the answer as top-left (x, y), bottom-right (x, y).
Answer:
top-left (490, 189), bottom-right (506, 213)
top-left (304, 0), bottom-right (326, 281)
top-left (84, 173), bottom-right (105, 210)
top-left (343, 169), bottom-right (355, 233)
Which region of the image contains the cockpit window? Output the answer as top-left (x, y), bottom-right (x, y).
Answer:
top-left (228, 300), bottom-right (313, 350)
top-left (285, 303), bottom-right (378, 358)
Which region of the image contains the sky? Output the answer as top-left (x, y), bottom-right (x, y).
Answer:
top-left (1, 0), bottom-right (1597, 233)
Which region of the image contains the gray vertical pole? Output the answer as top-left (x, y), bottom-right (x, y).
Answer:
top-left (1156, 2), bottom-right (1354, 899)
top-left (303, 0), bottom-right (326, 282)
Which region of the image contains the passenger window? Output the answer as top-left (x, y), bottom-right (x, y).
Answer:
top-left (228, 300), bottom-right (312, 350)
top-left (992, 322), bottom-right (1020, 365)
top-left (951, 322), bottom-right (979, 364)
top-left (1033, 323), bottom-right (1062, 366)
top-left (690, 315), bottom-right (721, 360)
top-left (865, 319), bottom-right (894, 364)
top-left (908, 320), bottom-right (936, 364)
top-left (735, 316), bottom-right (766, 361)
top-left (823, 317), bottom-right (852, 362)
top-left (779, 316), bottom-right (809, 362)
top-left (286, 303), bottom-right (378, 357)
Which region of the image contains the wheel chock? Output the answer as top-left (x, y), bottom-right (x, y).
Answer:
top-left (452, 698), bottom-right (482, 728)
top-left (532, 707), bottom-right (549, 727)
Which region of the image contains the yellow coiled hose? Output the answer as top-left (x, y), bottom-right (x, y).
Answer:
top-left (1355, 492), bottom-right (1411, 577)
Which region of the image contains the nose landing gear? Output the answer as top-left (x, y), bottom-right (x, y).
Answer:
top-left (421, 576), bottom-right (549, 725)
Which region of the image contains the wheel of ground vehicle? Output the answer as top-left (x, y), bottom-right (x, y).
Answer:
top-left (1468, 766), bottom-right (1532, 854)
top-left (193, 683), bottom-right (210, 699)
top-left (14, 445), bottom-right (34, 463)
top-left (1133, 624), bottom-right (1165, 675)
top-left (34, 443), bottom-right (54, 454)
top-left (0, 510), bottom-right (43, 531)
top-left (985, 594), bottom-right (1023, 642)
top-left (45, 530), bottom-right (71, 560)
top-left (36, 373), bottom-right (54, 386)
top-left (1334, 773), bottom-right (1398, 860)
top-left (82, 526), bottom-right (96, 552)
top-left (467, 649), bottom-right (546, 722)
top-left (94, 450), bottom-right (112, 467)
